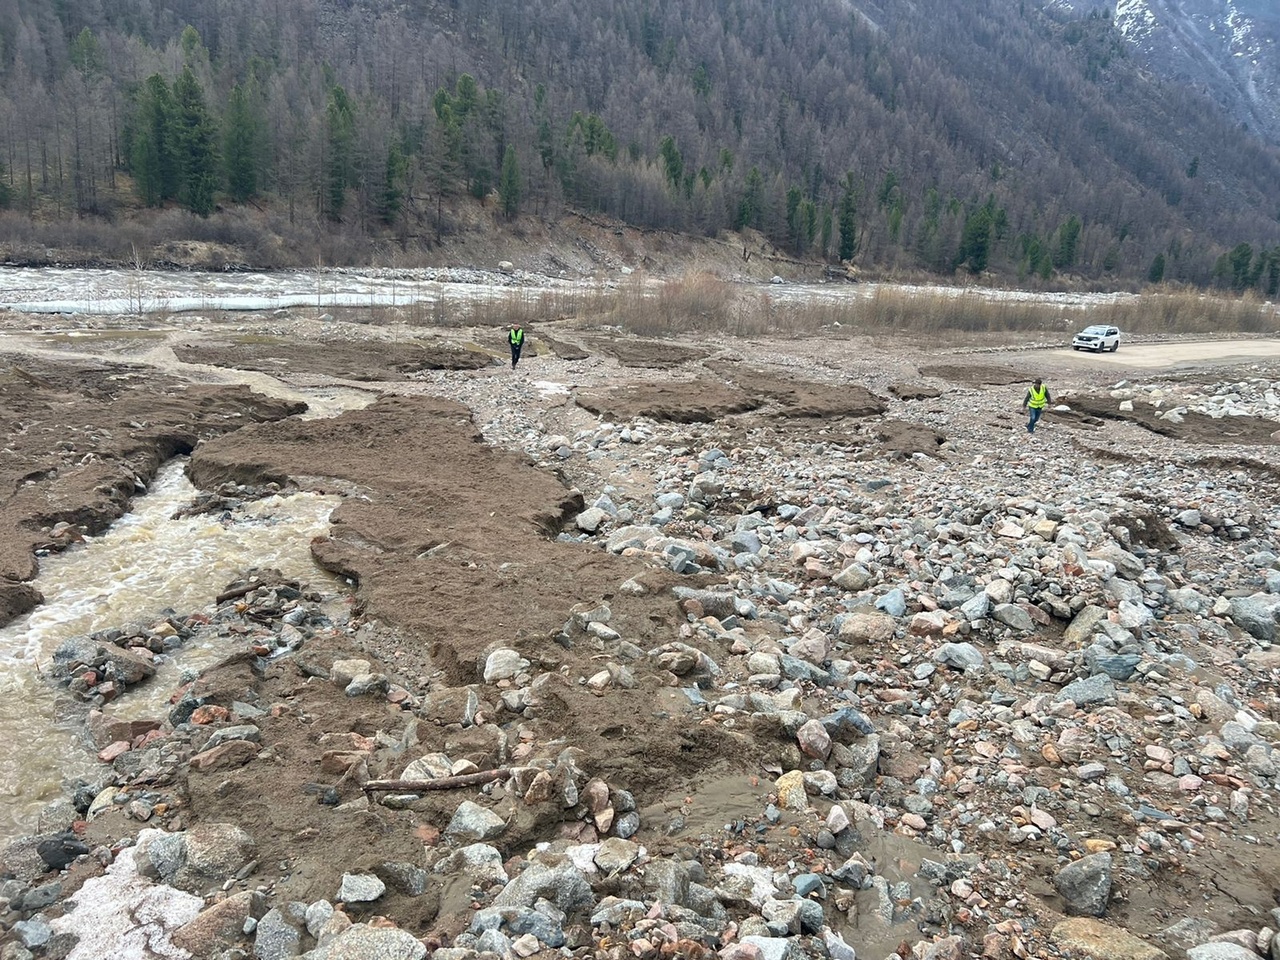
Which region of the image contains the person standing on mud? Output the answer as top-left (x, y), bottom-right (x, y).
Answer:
top-left (507, 323), bottom-right (525, 369)
top-left (1021, 377), bottom-right (1051, 434)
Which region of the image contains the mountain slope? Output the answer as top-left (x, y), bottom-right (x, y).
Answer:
top-left (0, 0), bottom-right (1277, 287)
top-left (1058, 0), bottom-right (1280, 145)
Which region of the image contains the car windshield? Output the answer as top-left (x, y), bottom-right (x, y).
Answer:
top-left (1079, 326), bottom-right (1108, 335)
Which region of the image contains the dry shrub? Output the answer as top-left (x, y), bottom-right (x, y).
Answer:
top-left (1091, 289), bottom-right (1275, 335)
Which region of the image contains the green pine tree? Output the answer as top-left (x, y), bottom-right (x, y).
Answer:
top-left (498, 144), bottom-right (522, 218)
top-left (172, 66), bottom-right (220, 216)
top-left (838, 174), bottom-right (859, 263)
top-left (658, 135), bottom-right (683, 191)
top-left (380, 141), bottom-right (410, 225)
top-left (736, 166), bottom-right (764, 230)
top-left (223, 81), bottom-right (266, 203)
top-left (130, 74), bottom-right (178, 206)
top-left (324, 85), bottom-right (355, 219)
top-left (1053, 215), bottom-right (1082, 269)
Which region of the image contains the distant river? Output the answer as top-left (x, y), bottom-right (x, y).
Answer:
top-left (0, 265), bottom-right (578, 315)
top-left (0, 265), bottom-right (1132, 315)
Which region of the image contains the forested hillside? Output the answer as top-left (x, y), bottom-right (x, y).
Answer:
top-left (1, 0), bottom-right (1279, 291)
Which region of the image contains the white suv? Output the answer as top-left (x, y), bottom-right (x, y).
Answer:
top-left (1072, 324), bottom-right (1120, 352)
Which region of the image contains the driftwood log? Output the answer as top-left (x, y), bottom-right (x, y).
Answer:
top-left (216, 581), bottom-right (263, 604)
top-left (362, 769), bottom-right (511, 793)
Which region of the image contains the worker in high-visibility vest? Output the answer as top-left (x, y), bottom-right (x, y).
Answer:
top-left (1021, 378), bottom-right (1051, 434)
top-left (507, 324), bottom-right (525, 369)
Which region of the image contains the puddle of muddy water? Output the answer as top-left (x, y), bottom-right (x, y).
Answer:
top-left (0, 460), bottom-right (341, 841)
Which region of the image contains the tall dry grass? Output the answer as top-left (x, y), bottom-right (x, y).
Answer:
top-left (587, 279), bottom-right (1278, 339)
top-left (1087, 289), bottom-right (1275, 335)
top-left (360, 274), bottom-right (1279, 342)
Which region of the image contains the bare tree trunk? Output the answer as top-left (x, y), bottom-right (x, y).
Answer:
top-left (363, 769), bottom-right (511, 793)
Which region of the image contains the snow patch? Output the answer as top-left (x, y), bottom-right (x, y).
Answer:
top-left (533, 380), bottom-right (570, 399)
top-left (50, 831), bottom-right (204, 960)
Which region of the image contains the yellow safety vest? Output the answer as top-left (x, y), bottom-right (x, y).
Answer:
top-left (1028, 385), bottom-right (1048, 409)
top-left (509, 328), bottom-right (524, 345)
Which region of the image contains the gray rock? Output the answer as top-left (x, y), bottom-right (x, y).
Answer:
top-left (614, 811), bottom-right (640, 838)
top-left (378, 862), bottom-right (429, 896)
top-left (1056, 674), bottom-right (1117, 707)
top-left (876, 589), bottom-right (908, 617)
top-left (254, 906), bottom-right (303, 960)
top-left (994, 603), bottom-right (1035, 632)
top-left (643, 860), bottom-right (691, 906)
top-left (136, 831), bottom-right (187, 882)
top-left (483, 649), bottom-right (528, 682)
top-left (18, 882), bottom-right (61, 912)
top-left (345, 673), bottom-right (390, 697)
top-left (933, 642), bottom-right (985, 672)
top-left (762, 897), bottom-right (804, 934)
top-left (471, 906), bottom-right (566, 947)
top-left (1228, 598), bottom-right (1277, 643)
top-left (304, 924), bottom-right (427, 960)
top-left (432, 844), bottom-right (508, 884)
top-left (205, 724), bottom-right (262, 749)
top-left (835, 735), bottom-right (880, 787)
top-left (607, 525), bottom-right (661, 553)
top-left (1186, 946), bottom-right (1262, 960)
top-left (337, 873), bottom-right (385, 904)
top-left (1054, 852), bottom-right (1113, 917)
top-left (329, 659), bottom-right (370, 688)
top-left (833, 564), bottom-right (871, 591)
top-left (670, 586), bottom-right (747, 619)
top-left (960, 592), bottom-right (991, 620)
top-left (594, 838), bottom-right (640, 874)
top-left (820, 706), bottom-right (875, 739)
top-left (575, 507), bottom-right (608, 532)
top-left (14, 917), bottom-right (52, 949)
top-left (824, 928), bottom-right (857, 960)
top-left (1084, 648), bottom-right (1141, 681)
top-left (1176, 509), bottom-right (1202, 527)
top-left (1064, 606), bottom-right (1109, 646)
top-left (492, 864), bottom-right (593, 912)
top-left (1092, 543), bottom-right (1145, 579)
top-left (176, 823), bottom-right (256, 892)
top-left (445, 801), bottom-right (506, 841)
top-left (304, 901), bottom-right (334, 939)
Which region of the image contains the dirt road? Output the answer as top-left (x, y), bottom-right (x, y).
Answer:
top-left (1043, 337), bottom-right (1280, 369)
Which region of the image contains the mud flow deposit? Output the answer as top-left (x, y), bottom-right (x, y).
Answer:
top-left (0, 298), bottom-right (1278, 960)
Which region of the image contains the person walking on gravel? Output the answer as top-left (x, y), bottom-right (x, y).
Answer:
top-left (507, 323), bottom-right (525, 369)
top-left (1022, 377), bottom-right (1051, 434)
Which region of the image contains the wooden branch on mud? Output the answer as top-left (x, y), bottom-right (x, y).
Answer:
top-left (12, 366), bottom-right (55, 389)
top-left (216, 580), bottom-right (263, 604)
top-left (363, 769), bottom-right (511, 794)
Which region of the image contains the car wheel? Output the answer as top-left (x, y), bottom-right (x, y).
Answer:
top-left (1111, 342), bottom-right (1119, 352)
top-left (1073, 346), bottom-right (1080, 351)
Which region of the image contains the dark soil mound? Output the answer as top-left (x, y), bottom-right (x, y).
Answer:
top-left (705, 361), bottom-right (886, 418)
top-left (575, 382), bottom-right (762, 422)
top-left (889, 382), bottom-right (943, 400)
top-left (175, 338), bottom-right (493, 380)
top-left (586, 338), bottom-right (711, 368)
top-left (869, 419), bottom-right (947, 457)
top-left (537, 335), bottom-right (590, 360)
